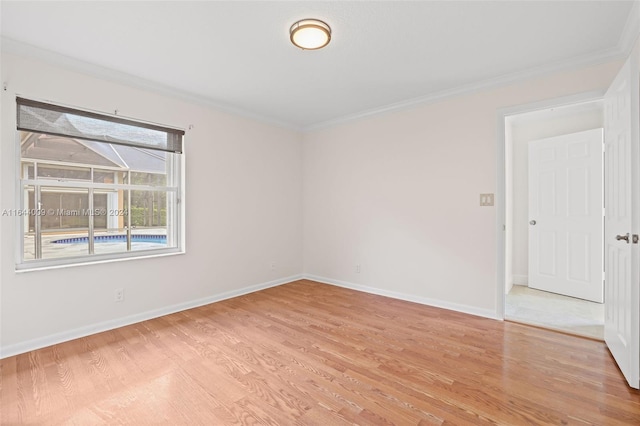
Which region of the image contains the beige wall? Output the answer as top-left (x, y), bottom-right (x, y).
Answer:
top-left (302, 60), bottom-right (622, 317)
top-left (0, 49), bottom-right (627, 356)
top-left (0, 52), bottom-right (303, 355)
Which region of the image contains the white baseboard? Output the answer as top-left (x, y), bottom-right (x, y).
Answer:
top-left (505, 281), bottom-right (514, 296)
top-left (2, 273), bottom-right (501, 358)
top-left (303, 274), bottom-right (499, 320)
top-left (0, 274), bottom-right (303, 359)
top-left (512, 275), bottom-right (529, 286)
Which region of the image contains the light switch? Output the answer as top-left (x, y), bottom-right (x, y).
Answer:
top-left (480, 193), bottom-right (494, 206)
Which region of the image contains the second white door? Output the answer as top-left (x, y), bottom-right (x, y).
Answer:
top-left (528, 128), bottom-right (603, 302)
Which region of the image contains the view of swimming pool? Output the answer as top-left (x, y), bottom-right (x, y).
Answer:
top-left (23, 230), bottom-right (170, 261)
top-left (52, 234), bottom-right (167, 244)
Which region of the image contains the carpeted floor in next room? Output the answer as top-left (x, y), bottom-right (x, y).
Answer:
top-left (505, 285), bottom-right (604, 340)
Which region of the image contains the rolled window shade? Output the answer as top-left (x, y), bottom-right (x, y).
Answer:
top-left (17, 97), bottom-right (184, 154)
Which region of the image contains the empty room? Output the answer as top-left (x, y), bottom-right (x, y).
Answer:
top-left (1, 1), bottom-right (640, 424)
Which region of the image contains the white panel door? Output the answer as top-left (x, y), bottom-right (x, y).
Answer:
top-left (604, 52), bottom-right (640, 389)
top-left (528, 129), bottom-right (603, 302)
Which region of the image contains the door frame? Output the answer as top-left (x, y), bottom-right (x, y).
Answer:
top-left (495, 90), bottom-right (605, 319)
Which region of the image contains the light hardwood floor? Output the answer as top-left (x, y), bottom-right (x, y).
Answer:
top-left (1, 280), bottom-right (639, 425)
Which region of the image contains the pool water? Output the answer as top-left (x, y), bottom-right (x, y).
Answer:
top-left (52, 235), bottom-right (167, 244)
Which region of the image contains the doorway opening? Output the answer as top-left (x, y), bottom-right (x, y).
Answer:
top-left (501, 97), bottom-right (605, 340)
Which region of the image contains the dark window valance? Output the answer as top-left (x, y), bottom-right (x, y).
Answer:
top-left (17, 97), bottom-right (184, 154)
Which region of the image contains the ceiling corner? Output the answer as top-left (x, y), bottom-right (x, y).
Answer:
top-left (618, 0), bottom-right (640, 55)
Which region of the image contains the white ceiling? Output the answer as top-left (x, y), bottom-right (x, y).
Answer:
top-left (1, 1), bottom-right (636, 130)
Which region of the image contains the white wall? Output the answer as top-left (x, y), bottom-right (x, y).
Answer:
top-left (0, 49), bottom-right (627, 356)
top-left (508, 103), bottom-right (603, 286)
top-left (0, 52), bottom-right (303, 356)
top-left (303, 61), bottom-right (621, 318)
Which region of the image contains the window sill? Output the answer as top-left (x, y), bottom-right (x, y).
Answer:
top-left (15, 248), bottom-right (186, 273)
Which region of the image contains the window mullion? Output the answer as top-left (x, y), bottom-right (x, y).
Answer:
top-left (20, 178), bottom-right (177, 193)
top-left (126, 174), bottom-right (132, 252)
top-left (34, 185), bottom-right (42, 260)
top-left (88, 188), bottom-right (95, 255)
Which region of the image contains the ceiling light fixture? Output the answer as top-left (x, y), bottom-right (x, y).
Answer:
top-left (290, 19), bottom-right (331, 50)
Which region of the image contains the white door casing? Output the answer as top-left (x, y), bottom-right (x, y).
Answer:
top-left (528, 129), bottom-right (604, 303)
top-left (604, 52), bottom-right (640, 389)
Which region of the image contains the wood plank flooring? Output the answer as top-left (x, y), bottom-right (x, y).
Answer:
top-left (1, 279), bottom-right (639, 425)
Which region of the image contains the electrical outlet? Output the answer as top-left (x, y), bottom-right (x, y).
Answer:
top-left (355, 264), bottom-right (361, 273)
top-left (115, 288), bottom-right (124, 302)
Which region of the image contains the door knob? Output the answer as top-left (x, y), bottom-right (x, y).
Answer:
top-left (529, 220), bottom-right (536, 225)
top-left (616, 233), bottom-right (630, 243)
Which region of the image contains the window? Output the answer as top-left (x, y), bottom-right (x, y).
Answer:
top-left (13, 97), bottom-right (184, 270)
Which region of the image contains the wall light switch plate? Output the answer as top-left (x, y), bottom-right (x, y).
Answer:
top-left (480, 193), bottom-right (494, 206)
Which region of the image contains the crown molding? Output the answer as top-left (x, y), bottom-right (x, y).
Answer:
top-left (306, 2), bottom-right (640, 133)
top-left (305, 46), bottom-right (627, 132)
top-left (0, 37), bottom-right (301, 132)
top-left (4, 9), bottom-right (638, 137)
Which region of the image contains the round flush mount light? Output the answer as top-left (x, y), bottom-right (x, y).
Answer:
top-left (290, 19), bottom-right (331, 50)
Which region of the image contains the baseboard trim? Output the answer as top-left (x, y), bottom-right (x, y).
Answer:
top-left (0, 274), bottom-right (303, 359)
top-left (303, 274), bottom-right (499, 320)
top-left (2, 273), bottom-right (501, 358)
top-left (513, 275), bottom-right (529, 286)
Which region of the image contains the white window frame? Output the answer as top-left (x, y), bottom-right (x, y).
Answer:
top-left (14, 99), bottom-right (185, 271)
